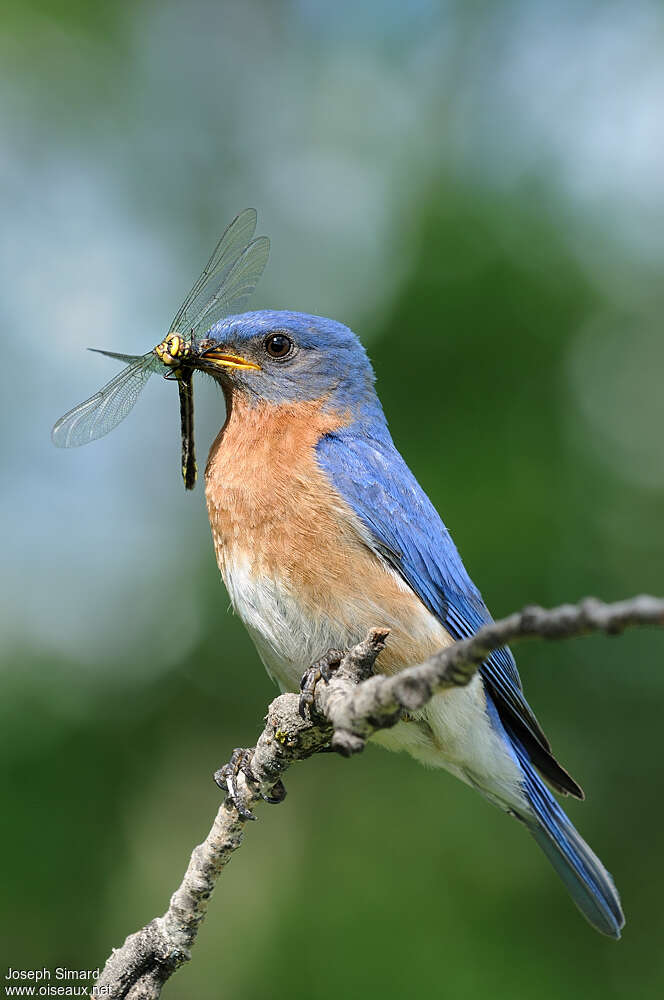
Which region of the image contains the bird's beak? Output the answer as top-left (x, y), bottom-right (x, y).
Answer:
top-left (199, 349), bottom-right (261, 372)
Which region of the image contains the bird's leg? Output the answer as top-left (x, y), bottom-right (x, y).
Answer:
top-left (214, 747), bottom-right (287, 822)
top-left (298, 648), bottom-right (345, 719)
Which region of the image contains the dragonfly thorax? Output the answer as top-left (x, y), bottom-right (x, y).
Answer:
top-left (155, 332), bottom-right (192, 367)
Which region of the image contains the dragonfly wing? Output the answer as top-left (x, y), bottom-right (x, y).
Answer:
top-left (170, 208), bottom-right (258, 334)
top-left (88, 348), bottom-right (145, 364)
top-left (189, 236), bottom-right (270, 336)
top-left (52, 210), bottom-right (268, 453)
top-left (52, 353), bottom-right (161, 448)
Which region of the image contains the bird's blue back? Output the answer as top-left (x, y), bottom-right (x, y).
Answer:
top-left (316, 412), bottom-right (622, 937)
top-left (316, 408), bottom-right (567, 779)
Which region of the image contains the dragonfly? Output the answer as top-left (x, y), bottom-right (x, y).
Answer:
top-left (52, 208), bottom-right (270, 489)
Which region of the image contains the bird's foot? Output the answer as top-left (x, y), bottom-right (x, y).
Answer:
top-left (298, 648), bottom-right (344, 719)
top-left (214, 747), bottom-right (256, 821)
top-left (214, 747), bottom-right (287, 821)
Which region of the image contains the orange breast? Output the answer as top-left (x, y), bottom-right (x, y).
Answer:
top-left (205, 394), bottom-right (453, 679)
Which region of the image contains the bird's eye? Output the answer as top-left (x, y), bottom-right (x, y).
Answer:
top-left (264, 333), bottom-right (293, 359)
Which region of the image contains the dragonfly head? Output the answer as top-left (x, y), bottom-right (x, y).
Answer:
top-left (154, 332), bottom-right (192, 368)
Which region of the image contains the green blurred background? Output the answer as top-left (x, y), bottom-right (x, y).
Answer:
top-left (2, 1), bottom-right (664, 997)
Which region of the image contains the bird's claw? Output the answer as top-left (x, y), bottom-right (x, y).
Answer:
top-left (214, 747), bottom-right (257, 821)
top-left (298, 648), bottom-right (344, 719)
top-left (261, 778), bottom-right (287, 804)
top-left (214, 747), bottom-right (287, 820)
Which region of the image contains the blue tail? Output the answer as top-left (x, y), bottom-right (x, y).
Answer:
top-left (510, 733), bottom-right (624, 938)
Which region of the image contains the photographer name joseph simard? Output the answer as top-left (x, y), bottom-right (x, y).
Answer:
top-left (5, 969), bottom-right (100, 982)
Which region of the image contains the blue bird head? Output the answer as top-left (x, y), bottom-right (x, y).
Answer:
top-left (193, 310), bottom-right (383, 419)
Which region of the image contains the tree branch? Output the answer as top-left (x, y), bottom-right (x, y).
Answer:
top-left (91, 594), bottom-right (664, 999)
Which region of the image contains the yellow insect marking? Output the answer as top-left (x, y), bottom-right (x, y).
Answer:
top-left (155, 332), bottom-right (192, 367)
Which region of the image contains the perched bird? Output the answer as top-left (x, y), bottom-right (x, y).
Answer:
top-left (199, 309), bottom-right (624, 939)
top-left (52, 212), bottom-right (623, 937)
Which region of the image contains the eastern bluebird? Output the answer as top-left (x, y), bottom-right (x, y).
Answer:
top-left (198, 309), bottom-right (624, 938)
top-left (52, 206), bottom-right (624, 939)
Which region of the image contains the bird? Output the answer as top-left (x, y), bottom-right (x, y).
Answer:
top-left (198, 308), bottom-right (624, 939)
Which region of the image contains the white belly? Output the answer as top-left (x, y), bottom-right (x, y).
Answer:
top-left (223, 552), bottom-right (360, 690)
top-left (222, 553), bottom-right (528, 814)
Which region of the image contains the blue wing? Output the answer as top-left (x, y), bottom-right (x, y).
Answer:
top-left (316, 421), bottom-right (582, 799)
